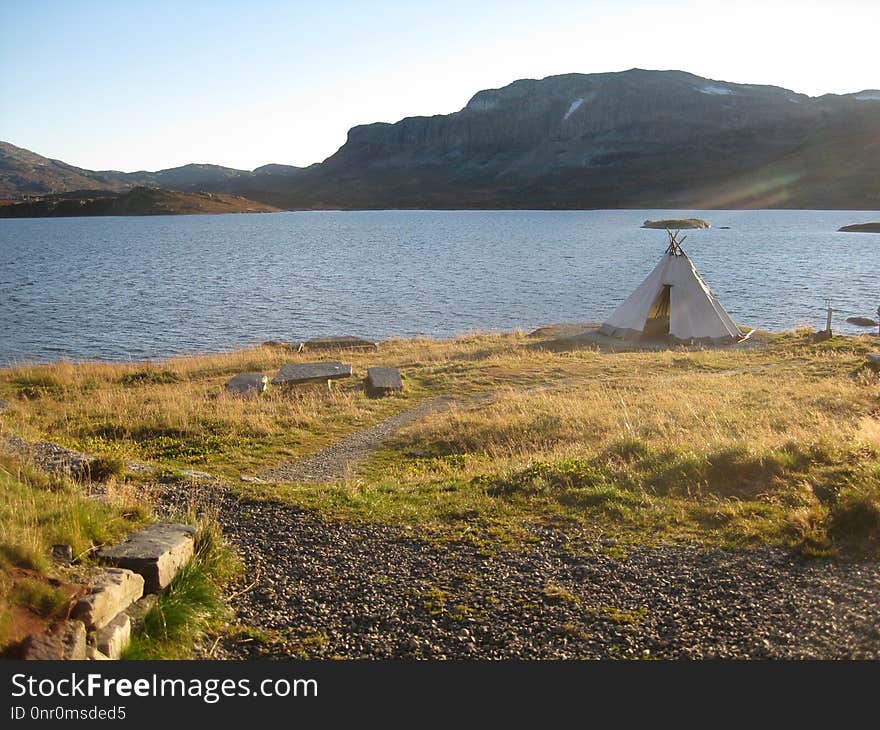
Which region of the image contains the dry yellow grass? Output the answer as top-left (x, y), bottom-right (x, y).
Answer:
top-left (0, 332), bottom-right (591, 475)
top-left (1, 329), bottom-right (878, 554)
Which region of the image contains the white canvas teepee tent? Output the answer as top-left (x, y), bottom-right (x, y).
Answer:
top-left (599, 231), bottom-right (740, 344)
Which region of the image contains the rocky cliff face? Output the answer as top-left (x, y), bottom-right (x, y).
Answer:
top-left (334, 70), bottom-right (811, 171)
top-left (281, 69), bottom-right (879, 209)
top-left (3, 69), bottom-right (878, 209)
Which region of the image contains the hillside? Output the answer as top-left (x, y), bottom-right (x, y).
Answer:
top-left (2, 69), bottom-right (879, 209)
top-left (0, 141), bottom-right (303, 199)
top-left (0, 186), bottom-right (281, 218)
top-left (0, 141), bottom-right (131, 197)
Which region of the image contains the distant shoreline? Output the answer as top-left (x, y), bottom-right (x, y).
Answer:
top-left (3, 324), bottom-right (878, 370)
top-left (2, 203), bottom-right (880, 219)
top-left (0, 187), bottom-right (279, 218)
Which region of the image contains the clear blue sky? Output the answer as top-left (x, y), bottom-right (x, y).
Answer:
top-left (1, 0), bottom-right (876, 171)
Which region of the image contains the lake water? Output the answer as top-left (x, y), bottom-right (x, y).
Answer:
top-left (0, 209), bottom-right (877, 363)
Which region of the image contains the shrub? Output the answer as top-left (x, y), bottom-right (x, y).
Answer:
top-left (120, 370), bottom-right (180, 386)
top-left (603, 437), bottom-right (652, 462)
top-left (12, 375), bottom-right (64, 400)
top-left (84, 455), bottom-right (126, 483)
top-left (828, 486), bottom-right (880, 555)
top-left (639, 448), bottom-right (705, 496)
top-left (476, 459), bottom-right (609, 497)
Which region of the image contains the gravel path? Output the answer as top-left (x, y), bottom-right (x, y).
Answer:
top-left (209, 495), bottom-right (880, 660)
top-left (2, 434), bottom-right (94, 475)
top-left (257, 396), bottom-right (454, 482)
top-left (8, 424), bottom-right (880, 660)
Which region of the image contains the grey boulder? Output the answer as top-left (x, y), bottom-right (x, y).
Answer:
top-left (846, 316), bottom-right (878, 328)
top-left (365, 367), bottom-right (403, 397)
top-left (225, 373), bottom-right (268, 396)
top-left (22, 620), bottom-right (87, 660)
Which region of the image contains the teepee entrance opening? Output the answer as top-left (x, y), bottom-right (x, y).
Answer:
top-left (642, 284), bottom-right (672, 340)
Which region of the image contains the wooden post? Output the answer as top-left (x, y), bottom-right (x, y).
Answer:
top-left (823, 300), bottom-right (833, 335)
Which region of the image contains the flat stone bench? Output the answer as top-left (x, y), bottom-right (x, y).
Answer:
top-left (302, 336), bottom-right (377, 351)
top-left (98, 523), bottom-right (196, 593)
top-left (225, 373), bottom-right (268, 396)
top-left (365, 367), bottom-right (403, 397)
top-left (272, 361), bottom-right (353, 386)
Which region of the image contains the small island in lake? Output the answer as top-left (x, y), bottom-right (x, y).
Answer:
top-left (838, 222), bottom-right (880, 233)
top-left (642, 218), bottom-right (711, 229)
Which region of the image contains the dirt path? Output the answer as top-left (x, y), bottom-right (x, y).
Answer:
top-left (256, 396), bottom-right (455, 482)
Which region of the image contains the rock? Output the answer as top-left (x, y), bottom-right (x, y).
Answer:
top-left (225, 373), bottom-right (268, 396)
top-left (867, 354), bottom-right (880, 368)
top-left (51, 544), bottom-right (74, 564)
top-left (642, 218), bottom-right (710, 229)
top-left (125, 594), bottom-right (159, 628)
top-left (178, 469), bottom-right (214, 480)
top-left (262, 340), bottom-right (294, 348)
top-left (95, 612), bottom-right (131, 659)
top-left (22, 620), bottom-right (87, 660)
top-left (240, 475), bottom-right (267, 484)
top-left (72, 568), bottom-right (144, 630)
top-left (846, 316), bottom-right (878, 327)
top-left (124, 460), bottom-right (155, 475)
top-left (98, 522), bottom-right (196, 593)
top-left (838, 222), bottom-right (880, 233)
top-left (0, 398), bottom-right (10, 411)
top-left (272, 361), bottom-right (353, 385)
top-left (365, 367), bottom-right (403, 397)
top-left (87, 646), bottom-right (111, 660)
top-left (302, 336), bottom-right (377, 351)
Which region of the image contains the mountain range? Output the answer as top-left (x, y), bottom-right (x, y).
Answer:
top-left (2, 69), bottom-right (878, 212)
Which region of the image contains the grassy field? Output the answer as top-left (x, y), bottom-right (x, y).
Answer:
top-left (2, 328), bottom-right (878, 567)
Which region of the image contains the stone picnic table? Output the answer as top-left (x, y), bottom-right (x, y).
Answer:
top-left (272, 361), bottom-right (353, 387)
top-left (301, 336), bottom-right (377, 351)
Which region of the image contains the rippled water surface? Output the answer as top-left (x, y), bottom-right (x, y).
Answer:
top-left (1, 209), bottom-right (876, 362)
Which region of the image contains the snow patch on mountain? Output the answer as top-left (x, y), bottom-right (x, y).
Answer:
top-left (563, 98), bottom-right (585, 121)
top-left (699, 84), bottom-right (734, 96)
